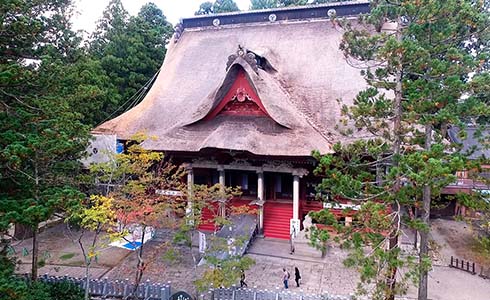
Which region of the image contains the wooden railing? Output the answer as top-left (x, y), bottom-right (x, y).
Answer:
top-left (449, 256), bottom-right (476, 275)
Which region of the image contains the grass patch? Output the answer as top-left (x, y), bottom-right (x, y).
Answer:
top-left (59, 252), bottom-right (76, 260)
top-left (470, 237), bottom-right (490, 266)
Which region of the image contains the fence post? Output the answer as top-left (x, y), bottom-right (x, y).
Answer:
top-left (144, 279), bottom-right (150, 298)
top-left (275, 287), bottom-right (280, 300)
top-left (123, 278), bottom-right (130, 298)
top-left (450, 256), bottom-right (453, 267)
top-left (102, 277), bottom-right (108, 297)
top-left (472, 262), bottom-right (476, 274)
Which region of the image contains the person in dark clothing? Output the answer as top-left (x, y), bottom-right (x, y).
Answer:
top-left (240, 269), bottom-right (248, 288)
top-left (294, 267), bottom-right (301, 287)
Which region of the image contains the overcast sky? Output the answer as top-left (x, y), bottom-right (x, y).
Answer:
top-left (72, 0), bottom-right (251, 34)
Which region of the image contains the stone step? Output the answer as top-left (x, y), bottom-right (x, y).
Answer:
top-left (293, 240), bottom-right (323, 258)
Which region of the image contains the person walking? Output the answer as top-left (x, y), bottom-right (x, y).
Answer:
top-left (294, 267), bottom-right (301, 287)
top-left (240, 269), bottom-right (248, 288)
top-left (282, 268), bottom-right (290, 289)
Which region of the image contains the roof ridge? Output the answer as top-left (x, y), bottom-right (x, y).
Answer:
top-left (184, 1), bottom-right (370, 20)
top-left (178, 1), bottom-right (370, 31)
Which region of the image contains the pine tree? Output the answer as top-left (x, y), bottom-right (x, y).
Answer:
top-left (196, 0), bottom-right (240, 15)
top-left (89, 1), bottom-right (173, 125)
top-left (214, 0), bottom-right (240, 13)
top-left (312, 1), bottom-right (490, 299)
top-left (250, 0), bottom-right (278, 9)
top-left (278, 0), bottom-right (308, 6)
top-left (0, 0), bottom-right (91, 281)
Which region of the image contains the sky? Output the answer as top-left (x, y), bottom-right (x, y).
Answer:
top-left (72, 0), bottom-right (251, 34)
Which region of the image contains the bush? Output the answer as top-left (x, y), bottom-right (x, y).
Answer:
top-left (0, 276), bottom-right (84, 300)
top-left (476, 236), bottom-right (490, 256)
top-left (46, 280), bottom-right (84, 300)
top-left (309, 209), bottom-right (337, 225)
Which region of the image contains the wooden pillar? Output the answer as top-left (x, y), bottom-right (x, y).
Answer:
top-left (218, 167), bottom-right (225, 187)
top-left (290, 173), bottom-right (301, 238)
top-left (218, 166), bottom-right (226, 217)
top-left (257, 171), bottom-right (264, 232)
top-left (186, 165), bottom-right (194, 219)
top-left (186, 166), bottom-right (194, 199)
top-left (293, 175), bottom-right (300, 220)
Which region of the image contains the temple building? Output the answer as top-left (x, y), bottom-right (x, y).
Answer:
top-left (93, 2), bottom-right (371, 239)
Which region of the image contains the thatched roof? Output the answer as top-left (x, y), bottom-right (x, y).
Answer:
top-left (94, 2), bottom-right (369, 157)
top-left (448, 127), bottom-right (490, 160)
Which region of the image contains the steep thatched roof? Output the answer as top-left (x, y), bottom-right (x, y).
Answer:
top-left (94, 2), bottom-right (369, 157)
top-left (448, 127), bottom-right (490, 160)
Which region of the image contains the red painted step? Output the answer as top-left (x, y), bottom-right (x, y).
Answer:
top-left (263, 202), bottom-right (293, 240)
top-left (198, 203), bottom-right (219, 232)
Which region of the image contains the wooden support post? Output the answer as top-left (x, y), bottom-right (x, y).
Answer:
top-left (257, 170), bottom-right (264, 233)
top-left (292, 174), bottom-right (300, 220)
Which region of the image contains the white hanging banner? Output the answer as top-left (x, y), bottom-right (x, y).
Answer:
top-left (290, 218), bottom-right (300, 238)
top-left (199, 232), bottom-right (206, 253)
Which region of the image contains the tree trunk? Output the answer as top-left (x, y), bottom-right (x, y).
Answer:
top-left (418, 124), bottom-right (432, 300)
top-left (31, 225), bottom-right (39, 281)
top-left (131, 225), bottom-right (146, 299)
top-left (413, 207), bottom-right (418, 250)
top-left (385, 17), bottom-right (403, 300)
top-left (84, 263), bottom-right (91, 300)
top-left (14, 223), bottom-right (34, 239)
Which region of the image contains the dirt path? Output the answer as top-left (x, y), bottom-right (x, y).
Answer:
top-left (402, 219), bottom-right (490, 300)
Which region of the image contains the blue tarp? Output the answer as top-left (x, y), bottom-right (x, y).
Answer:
top-left (122, 241), bottom-right (142, 250)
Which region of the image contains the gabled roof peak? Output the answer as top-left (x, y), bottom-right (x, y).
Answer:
top-left (226, 45), bottom-right (277, 74)
top-left (202, 66), bottom-right (271, 122)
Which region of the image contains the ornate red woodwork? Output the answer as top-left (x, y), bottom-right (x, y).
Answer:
top-left (204, 68), bottom-right (270, 120)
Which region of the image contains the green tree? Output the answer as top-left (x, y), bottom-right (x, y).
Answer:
top-left (89, 1), bottom-right (173, 125)
top-left (67, 195), bottom-right (117, 300)
top-left (196, 1), bottom-right (214, 15)
top-left (195, 0), bottom-right (240, 15)
top-left (278, 0), bottom-right (308, 6)
top-left (173, 183), bottom-right (256, 293)
top-left (0, 0), bottom-right (91, 282)
top-left (58, 56), bottom-right (119, 126)
top-left (312, 1), bottom-right (490, 299)
top-left (89, 133), bottom-right (185, 299)
top-left (214, 0), bottom-right (240, 13)
top-left (250, 0), bottom-right (278, 9)
top-left (250, 0), bottom-right (341, 9)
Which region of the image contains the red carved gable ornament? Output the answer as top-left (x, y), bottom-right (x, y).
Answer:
top-left (204, 68), bottom-right (270, 120)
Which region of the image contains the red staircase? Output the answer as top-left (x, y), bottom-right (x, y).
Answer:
top-left (230, 199), bottom-right (258, 214)
top-left (198, 203), bottom-right (219, 232)
top-left (263, 202), bottom-right (293, 240)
